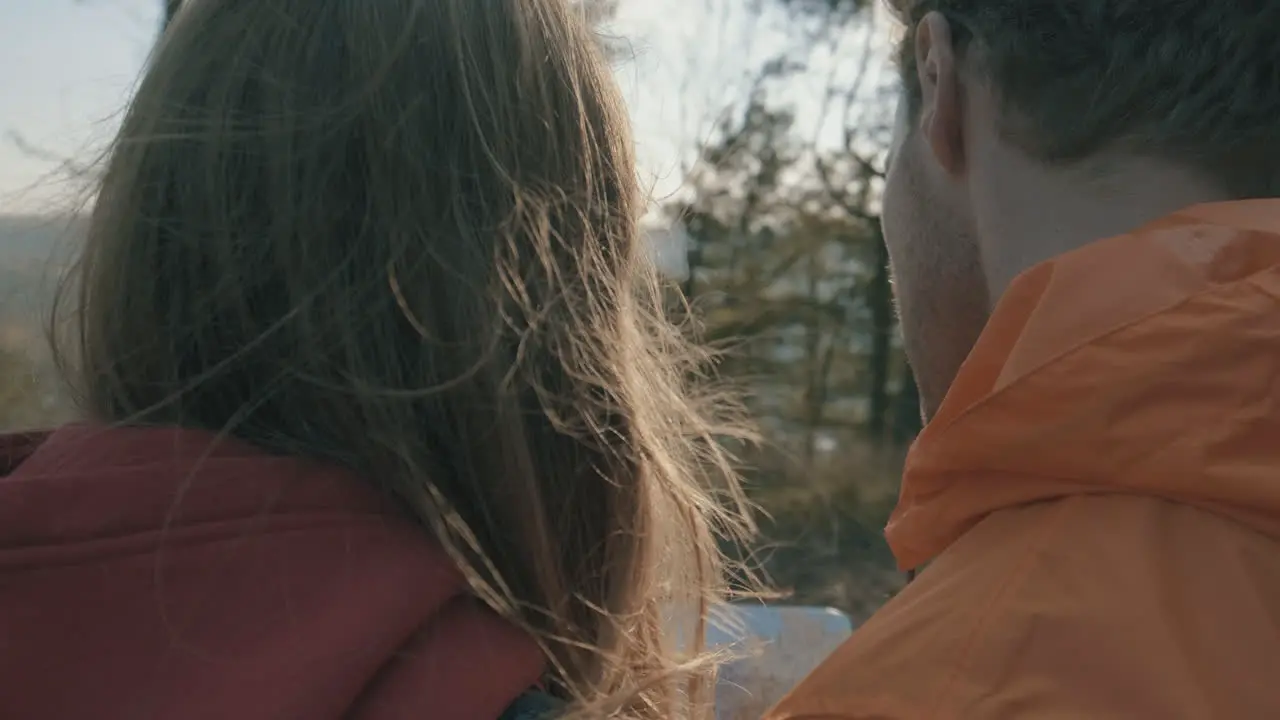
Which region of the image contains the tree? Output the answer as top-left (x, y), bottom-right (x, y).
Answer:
top-left (672, 0), bottom-right (922, 458)
top-left (671, 63), bottom-right (882, 464)
top-left (774, 0), bottom-right (923, 442)
top-left (659, 0), bottom-right (919, 613)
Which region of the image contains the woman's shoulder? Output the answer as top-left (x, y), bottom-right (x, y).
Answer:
top-left (500, 690), bottom-right (564, 720)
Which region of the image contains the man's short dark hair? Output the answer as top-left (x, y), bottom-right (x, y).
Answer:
top-left (889, 0), bottom-right (1280, 197)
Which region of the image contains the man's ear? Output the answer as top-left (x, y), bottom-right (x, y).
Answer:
top-left (914, 11), bottom-right (965, 176)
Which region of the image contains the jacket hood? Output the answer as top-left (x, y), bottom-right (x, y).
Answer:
top-left (0, 424), bottom-right (544, 719)
top-left (889, 199), bottom-right (1280, 570)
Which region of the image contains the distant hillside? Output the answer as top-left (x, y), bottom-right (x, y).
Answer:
top-left (0, 215), bottom-right (84, 325)
top-left (0, 215), bottom-right (85, 267)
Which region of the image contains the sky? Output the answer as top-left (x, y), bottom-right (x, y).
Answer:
top-left (0, 0), bottom-right (892, 215)
top-left (0, 0), bottom-right (156, 212)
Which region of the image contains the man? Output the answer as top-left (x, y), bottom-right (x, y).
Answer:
top-left (767, 1), bottom-right (1280, 717)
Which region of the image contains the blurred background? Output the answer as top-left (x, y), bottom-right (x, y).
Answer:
top-left (0, 0), bottom-right (913, 622)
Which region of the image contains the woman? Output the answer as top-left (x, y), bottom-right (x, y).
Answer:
top-left (0, 0), bottom-right (753, 717)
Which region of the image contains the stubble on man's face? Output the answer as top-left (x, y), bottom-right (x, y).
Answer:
top-left (882, 134), bottom-right (990, 421)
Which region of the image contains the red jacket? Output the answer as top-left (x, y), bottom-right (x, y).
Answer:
top-left (0, 425), bottom-right (544, 719)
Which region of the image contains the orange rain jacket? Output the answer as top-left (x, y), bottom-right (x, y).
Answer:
top-left (766, 200), bottom-right (1280, 719)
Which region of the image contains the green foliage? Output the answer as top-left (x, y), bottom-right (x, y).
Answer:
top-left (672, 80), bottom-right (914, 455)
top-left (667, 0), bottom-right (922, 612)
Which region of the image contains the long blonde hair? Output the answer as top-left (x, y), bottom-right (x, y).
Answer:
top-left (53, 0), bottom-right (754, 716)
